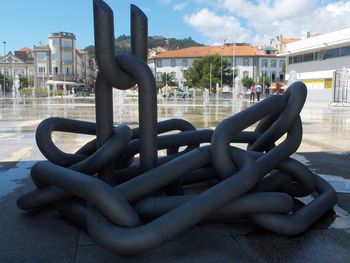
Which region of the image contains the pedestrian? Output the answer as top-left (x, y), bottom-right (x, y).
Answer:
top-left (275, 82), bottom-right (281, 95)
top-left (256, 84), bottom-right (262, 101)
top-left (250, 84), bottom-right (256, 102)
top-left (264, 84), bottom-right (270, 98)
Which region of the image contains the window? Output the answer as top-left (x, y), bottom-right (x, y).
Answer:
top-left (293, 55), bottom-right (302, 64)
top-left (279, 60), bottom-right (285, 68)
top-left (341, 46), bottom-right (350, 56)
top-left (243, 58), bottom-right (249, 66)
top-left (232, 58), bottom-right (237, 67)
top-left (52, 40), bottom-right (59, 47)
top-left (156, 60), bottom-right (162, 67)
top-left (315, 51), bottom-right (325, 60)
top-left (182, 59), bottom-right (188, 67)
top-left (243, 71), bottom-right (249, 78)
top-left (52, 53), bottom-right (59, 61)
top-left (261, 71), bottom-right (268, 77)
top-left (37, 52), bottom-right (46, 61)
top-left (38, 67), bottom-right (46, 73)
top-left (62, 40), bottom-right (71, 48)
top-left (171, 59), bottom-right (176, 67)
top-left (271, 71), bottom-right (276, 82)
top-left (302, 53), bottom-right (314, 62)
top-left (288, 57), bottom-right (293, 64)
top-left (261, 59), bottom-right (268, 67)
top-left (270, 60), bottom-right (277, 67)
top-left (325, 48), bottom-right (340, 59)
top-left (279, 73), bottom-right (284, 82)
top-left (54, 67), bottom-right (58, 74)
top-left (63, 54), bottom-right (72, 63)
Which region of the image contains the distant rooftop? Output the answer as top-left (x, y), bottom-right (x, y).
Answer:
top-left (281, 38), bottom-right (300, 45)
top-left (49, 32), bottom-right (76, 39)
top-left (152, 45), bottom-right (277, 59)
top-left (18, 47), bottom-right (32, 52)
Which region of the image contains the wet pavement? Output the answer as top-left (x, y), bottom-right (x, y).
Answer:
top-left (0, 95), bottom-right (349, 262)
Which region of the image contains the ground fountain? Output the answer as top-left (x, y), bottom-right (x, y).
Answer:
top-left (12, 75), bottom-right (20, 101)
top-left (286, 69), bottom-right (299, 87)
top-left (203, 88), bottom-right (210, 106)
top-left (113, 88), bottom-right (127, 124)
top-left (16, 0), bottom-right (337, 255)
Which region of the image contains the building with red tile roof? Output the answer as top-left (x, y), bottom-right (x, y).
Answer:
top-left (148, 44), bottom-right (285, 87)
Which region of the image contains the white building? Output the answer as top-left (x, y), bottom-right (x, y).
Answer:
top-left (270, 35), bottom-right (300, 53)
top-left (279, 27), bottom-right (350, 89)
top-left (148, 44), bottom-right (285, 87)
top-left (48, 32), bottom-right (77, 84)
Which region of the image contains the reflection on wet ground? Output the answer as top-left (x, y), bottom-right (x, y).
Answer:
top-left (0, 97), bottom-right (350, 223)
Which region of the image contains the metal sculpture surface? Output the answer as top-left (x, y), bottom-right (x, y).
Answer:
top-left (17, 0), bottom-right (337, 255)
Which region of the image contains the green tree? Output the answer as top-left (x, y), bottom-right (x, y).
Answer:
top-left (259, 75), bottom-right (271, 87)
top-left (19, 76), bottom-right (29, 89)
top-left (241, 76), bottom-right (254, 88)
top-left (157, 72), bottom-right (177, 89)
top-left (0, 73), bottom-right (11, 92)
top-left (185, 54), bottom-right (232, 92)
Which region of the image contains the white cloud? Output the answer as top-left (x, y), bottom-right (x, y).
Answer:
top-left (174, 2), bottom-right (187, 11)
top-left (184, 0), bottom-right (350, 45)
top-left (184, 8), bottom-right (251, 43)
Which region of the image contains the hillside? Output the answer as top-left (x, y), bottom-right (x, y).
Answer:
top-left (84, 35), bottom-right (203, 57)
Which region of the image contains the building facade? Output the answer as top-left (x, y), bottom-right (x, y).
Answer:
top-left (48, 32), bottom-right (77, 84)
top-left (270, 35), bottom-right (300, 53)
top-left (1, 32), bottom-right (96, 92)
top-left (279, 27), bottom-right (350, 89)
top-left (32, 32), bottom-right (97, 90)
top-left (148, 44), bottom-right (285, 87)
top-left (0, 50), bottom-right (35, 90)
top-left (32, 44), bottom-right (51, 89)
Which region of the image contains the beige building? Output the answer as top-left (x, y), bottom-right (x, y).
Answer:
top-left (32, 44), bottom-right (51, 89)
top-left (0, 49), bottom-right (35, 90)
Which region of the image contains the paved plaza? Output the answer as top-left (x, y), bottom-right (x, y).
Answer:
top-left (0, 94), bottom-right (349, 262)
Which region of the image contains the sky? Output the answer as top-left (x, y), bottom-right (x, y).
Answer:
top-left (1, 0), bottom-right (350, 53)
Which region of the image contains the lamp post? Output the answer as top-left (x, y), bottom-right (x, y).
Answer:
top-left (232, 42), bottom-right (236, 101)
top-left (220, 47), bottom-right (223, 92)
top-left (210, 63), bottom-right (212, 92)
top-left (2, 41), bottom-right (6, 96)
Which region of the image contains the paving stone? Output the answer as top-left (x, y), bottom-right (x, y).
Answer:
top-left (0, 247), bottom-right (76, 263)
top-left (234, 229), bottom-right (350, 263)
top-left (76, 236), bottom-right (255, 263)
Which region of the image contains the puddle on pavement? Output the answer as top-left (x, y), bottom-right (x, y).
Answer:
top-left (0, 161), bottom-right (35, 199)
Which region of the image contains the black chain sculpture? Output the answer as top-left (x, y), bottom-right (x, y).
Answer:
top-left (17, 0), bottom-right (337, 255)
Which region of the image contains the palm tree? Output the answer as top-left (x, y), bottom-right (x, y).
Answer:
top-left (158, 72), bottom-right (177, 87)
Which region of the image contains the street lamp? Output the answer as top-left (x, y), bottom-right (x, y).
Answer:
top-left (232, 42), bottom-right (236, 100)
top-left (220, 46), bottom-right (223, 91)
top-left (209, 63), bottom-right (212, 92)
top-left (2, 41), bottom-right (6, 96)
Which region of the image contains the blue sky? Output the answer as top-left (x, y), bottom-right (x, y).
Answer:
top-left (0, 0), bottom-right (203, 52)
top-left (1, 0), bottom-right (350, 52)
